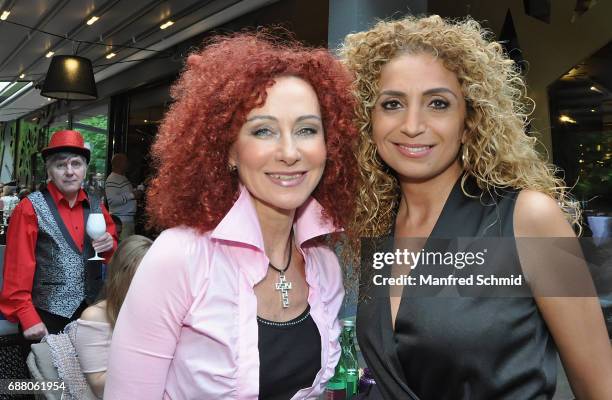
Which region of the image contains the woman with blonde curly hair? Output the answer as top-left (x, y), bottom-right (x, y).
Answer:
top-left (342, 15), bottom-right (612, 400)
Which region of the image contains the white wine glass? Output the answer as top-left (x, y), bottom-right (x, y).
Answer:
top-left (87, 213), bottom-right (106, 261)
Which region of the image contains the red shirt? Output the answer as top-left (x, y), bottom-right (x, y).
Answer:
top-left (0, 182), bottom-right (118, 330)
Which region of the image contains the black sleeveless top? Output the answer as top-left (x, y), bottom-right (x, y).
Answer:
top-left (357, 177), bottom-right (558, 400)
top-left (258, 305), bottom-right (321, 399)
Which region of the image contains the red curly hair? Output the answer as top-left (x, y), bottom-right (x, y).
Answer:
top-left (146, 32), bottom-right (358, 233)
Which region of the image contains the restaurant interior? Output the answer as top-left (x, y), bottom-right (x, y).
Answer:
top-left (0, 0), bottom-right (610, 398)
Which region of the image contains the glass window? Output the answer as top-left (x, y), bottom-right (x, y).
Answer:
top-left (0, 120), bottom-right (17, 183)
top-left (17, 117), bottom-right (46, 188)
top-left (73, 102), bottom-right (109, 176)
top-left (127, 83), bottom-right (171, 185)
top-left (549, 41), bottom-right (612, 219)
top-left (48, 114), bottom-right (70, 136)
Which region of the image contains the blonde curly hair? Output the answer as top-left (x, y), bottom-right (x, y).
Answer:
top-left (340, 15), bottom-right (580, 238)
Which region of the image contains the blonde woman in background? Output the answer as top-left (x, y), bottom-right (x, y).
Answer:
top-left (342, 15), bottom-right (612, 400)
top-left (75, 235), bottom-right (152, 398)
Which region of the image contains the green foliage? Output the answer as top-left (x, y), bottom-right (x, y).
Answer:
top-left (77, 115), bottom-right (108, 175)
top-left (16, 120), bottom-right (42, 186)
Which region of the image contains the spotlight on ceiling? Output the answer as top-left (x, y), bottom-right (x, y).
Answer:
top-left (559, 115), bottom-right (577, 124)
top-left (160, 20), bottom-right (174, 30)
top-left (590, 85), bottom-right (603, 94)
top-left (86, 16), bottom-right (99, 25)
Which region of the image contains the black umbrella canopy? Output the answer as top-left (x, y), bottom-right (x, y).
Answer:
top-left (41, 55), bottom-right (97, 100)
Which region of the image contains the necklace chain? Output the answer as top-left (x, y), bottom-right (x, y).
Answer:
top-left (268, 230), bottom-right (293, 273)
top-left (270, 230), bottom-right (293, 309)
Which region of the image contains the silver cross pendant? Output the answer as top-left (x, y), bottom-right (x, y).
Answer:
top-left (275, 271), bottom-right (292, 308)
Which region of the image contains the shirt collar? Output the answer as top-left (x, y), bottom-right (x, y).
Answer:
top-left (47, 181), bottom-right (88, 208)
top-left (211, 185), bottom-right (340, 251)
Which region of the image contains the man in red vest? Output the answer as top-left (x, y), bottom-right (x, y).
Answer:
top-left (0, 130), bottom-right (117, 340)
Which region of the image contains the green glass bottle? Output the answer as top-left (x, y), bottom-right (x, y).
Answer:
top-left (341, 320), bottom-right (359, 399)
top-left (324, 356), bottom-right (347, 400)
top-left (325, 319), bottom-right (360, 399)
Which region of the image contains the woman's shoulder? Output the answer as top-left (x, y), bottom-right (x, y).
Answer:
top-left (144, 226), bottom-right (215, 280)
top-left (157, 225), bottom-right (210, 240)
top-left (79, 302), bottom-right (109, 324)
top-left (153, 226), bottom-right (215, 254)
top-left (514, 190), bottom-right (575, 237)
top-left (157, 225), bottom-right (216, 242)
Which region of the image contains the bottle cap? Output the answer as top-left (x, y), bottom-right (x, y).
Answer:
top-left (342, 319), bottom-right (355, 327)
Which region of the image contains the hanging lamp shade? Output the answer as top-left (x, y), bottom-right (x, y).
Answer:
top-left (41, 55), bottom-right (98, 100)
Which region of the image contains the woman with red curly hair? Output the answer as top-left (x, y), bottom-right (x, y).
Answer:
top-left (104, 33), bottom-right (358, 399)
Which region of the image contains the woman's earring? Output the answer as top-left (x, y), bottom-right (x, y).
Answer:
top-left (461, 146), bottom-right (469, 168)
top-left (229, 164), bottom-right (237, 173)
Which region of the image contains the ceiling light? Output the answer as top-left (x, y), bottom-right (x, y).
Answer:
top-left (45, 51), bottom-right (55, 58)
top-left (591, 109), bottom-right (596, 112)
top-left (0, 10), bottom-right (10, 20)
top-left (160, 20), bottom-right (174, 30)
top-left (144, 119), bottom-right (148, 123)
top-left (86, 16), bottom-right (99, 25)
top-left (19, 73), bottom-right (25, 79)
top-left (41, 55), bottom-right (98, 100)
top-left (559, 115), bottom-right (576, 124)
top-left (105, 52), bottom-right (116, 59)
top-left (590, 85), bottom-right (602, 93)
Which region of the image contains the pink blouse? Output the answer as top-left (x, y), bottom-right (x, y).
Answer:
top-left (104, 186), bottom-right (345, 399)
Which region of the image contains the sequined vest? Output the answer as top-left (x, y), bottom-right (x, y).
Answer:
top-left (28, 190), bottom-right (101, 318)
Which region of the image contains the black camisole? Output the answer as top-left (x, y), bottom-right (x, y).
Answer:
top-left (357, 177), bottom-right (558, 400)
top-left (258, 305), bottom-right (322, 399)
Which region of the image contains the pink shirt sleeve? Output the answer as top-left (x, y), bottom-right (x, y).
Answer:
top-left (104, 228), bottom-right (198, 399)
top-left (317, 246), bottom-right (345, 385)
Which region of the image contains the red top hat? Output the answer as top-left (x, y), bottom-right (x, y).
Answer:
top-left (41, 130), bottom-right (90, 163)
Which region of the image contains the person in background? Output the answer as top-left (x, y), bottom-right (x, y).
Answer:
top-left (0, 185), bottom-right (19, 226)
top-left (109, 214), bottom-right (123, 241)
top-left (105, 153), bottom-right (142, 240)
top-left (104, 33), bottom-right (358, 399)
top-left (0, 130), bottom-right (118, 340)
top-left (342, 15), bottom-right (612, 400)
top-left (74, 235), bottom-right (152, 398)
